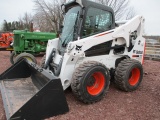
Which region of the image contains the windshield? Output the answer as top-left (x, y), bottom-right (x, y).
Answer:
top-left (60, 6), bottom-right (81, 47)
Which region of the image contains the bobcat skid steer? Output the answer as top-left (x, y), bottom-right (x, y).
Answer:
top-left (0, 0), bottom-right (145, 119)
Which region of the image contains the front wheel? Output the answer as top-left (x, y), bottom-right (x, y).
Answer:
top-left (14, 53), bottom-right (37, 64)
top-left (114, 59), bottom-right (143, 92)
top-left (71, 61), bottom-right (110, 104)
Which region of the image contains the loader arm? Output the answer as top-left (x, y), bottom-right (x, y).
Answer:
top-left (113, 15), bottom-right (145, 47)
top-left (67, 15), bottom-right (145, 53)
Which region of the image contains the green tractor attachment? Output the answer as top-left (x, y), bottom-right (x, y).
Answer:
top-left (10, 30), bottom-right (56, 64)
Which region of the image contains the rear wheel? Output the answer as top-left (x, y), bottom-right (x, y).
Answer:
top-left (15, 53), bottom-right (37, 64)
top-left (71, 61), bottom-right (110, 104)
top-left (114, 59), bottom-right (143, 92)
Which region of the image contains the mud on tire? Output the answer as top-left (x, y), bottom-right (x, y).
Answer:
top-left (71, 61), bottom-right (110, 104)
top-left (114, 59), bottom-right (143, 92)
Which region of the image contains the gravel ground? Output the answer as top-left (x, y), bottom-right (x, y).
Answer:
top-left (0, 51), bottom-right (160, 120)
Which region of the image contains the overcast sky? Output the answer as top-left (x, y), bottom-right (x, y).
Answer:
top-left (130, 0), bottom-right (160, 35)
top-left (0, 0), bottom-right (160, 35)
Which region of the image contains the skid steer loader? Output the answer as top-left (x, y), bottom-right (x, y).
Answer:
top-left (0, 0), bottom-right (145, 119)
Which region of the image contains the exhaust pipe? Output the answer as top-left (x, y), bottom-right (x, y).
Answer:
top-left (0, 59), bottom-right (69, 120)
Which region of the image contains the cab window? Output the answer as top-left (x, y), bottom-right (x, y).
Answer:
top-left (83, 7), bottom-right (112, 37)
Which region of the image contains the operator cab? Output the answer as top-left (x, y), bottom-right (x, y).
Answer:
top-left (59, 0), bottom-right (115, 50)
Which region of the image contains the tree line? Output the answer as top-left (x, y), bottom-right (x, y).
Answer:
top-left (2, 13), bottom-right (32, 32)
top-left (1, 0), bottom-right (135, 33)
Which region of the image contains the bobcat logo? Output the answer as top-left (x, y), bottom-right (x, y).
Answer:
top-left (133, 50), bottom-right (143, 54)
top-left (76, 45), bottom-right (82, 51)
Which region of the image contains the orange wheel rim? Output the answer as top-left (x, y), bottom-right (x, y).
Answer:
top-left (87, 72), bottom-right (105, 95)
top-left (128, 68), bottom-right (140, 86)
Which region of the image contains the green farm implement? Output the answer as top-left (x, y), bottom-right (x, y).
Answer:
top-left (10, 30), bottom-right (56, 64)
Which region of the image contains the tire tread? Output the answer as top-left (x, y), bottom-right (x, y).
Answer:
top-left (71, 61), bottom-right (110, 104)
top-left (114, 59), bottom-right (143, 92)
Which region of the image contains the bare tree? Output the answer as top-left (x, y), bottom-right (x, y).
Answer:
top-left (33, 0), bottom-right (135, 32)
top-left (1, 12), bottom-right (33, 32)
top-left (19, 12), bottom-right (33, 30)
top-left (92, 0), bottom-right (135, 20)
top-left (2, 20), bottom-right (9, 31)
top-left (125, 6), bottom-right (136, 20)
top-left (33, 0), bottom-right (64, 32)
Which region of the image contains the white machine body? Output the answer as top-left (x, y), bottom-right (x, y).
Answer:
top-left (46, 15), bottom-right (145, 90)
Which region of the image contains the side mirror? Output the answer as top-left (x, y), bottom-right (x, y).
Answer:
top-left (61, 4), bottom-right (65, 14)
top-left (57, 25), bottom-right (64, 38)
top-left (59, 24), bottom-right (63, 33)
top-left (56, 31), bottom-right (60, 38)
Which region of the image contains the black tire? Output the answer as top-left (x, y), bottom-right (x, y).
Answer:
top-left (40, 55), bottom-right (46, 68)
top-left (15, 53), bottom-right (37, 64)
top-left (10, 51), bottom-right (16, 64)
top-left (114, 59), bottom-right (143, 92)
top-left (71, 61), bottom-right (110, 104)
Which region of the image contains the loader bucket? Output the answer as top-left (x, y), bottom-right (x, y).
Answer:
top-left (0, 59), bottom-right (69, 120)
